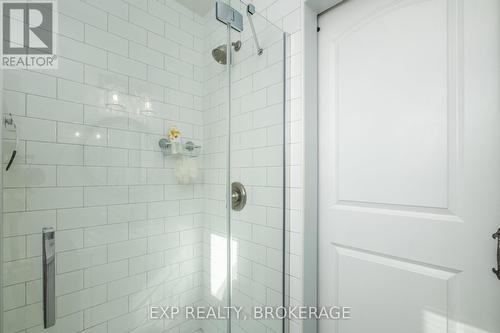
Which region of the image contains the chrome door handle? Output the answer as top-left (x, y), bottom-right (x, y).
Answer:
top-left (493, 229), bottom-right (500, 280)
top-left (42, 227), bottom-right (56, 328)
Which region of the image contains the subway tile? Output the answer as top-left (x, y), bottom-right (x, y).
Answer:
top-left (4, 210), bottom-right (56, 237)
top-left (164, 55), bottom-right (193, 79)
top-left (58, 36), bottom-right (107, 68)
top-left (147, 67), bottom-right (179, 89)
top-left (108, 274), bottom-right (147, 300)
top-left (33, 57), bottom-right (85, 82)
top-left (26, 142), bottom-right (83, 166)
top-left (3, 302), bottom-right (42, 332)
top-left (58, 14), bottom-right (84, 41)
top-left (165, 89), bottom-right (193, 109)
top-left (164, 246), bottom-right (193, 265)
top-left (179, 257), bottom-right (201, 275)
top-left (130, 42), bottom-right (163, 68)
top-left (58, 79), bottom-right (107, 107)
top-left (148, 32), bottom-right (179, 58)
top-left (83, 67), bottom-right (128, 94)
top-left (129, 78), bottom-right (164, 101)
top-left (146, 264), bottom-right (179, 287)
top-left (164, 185), bottom-right (193, 200)
top-left (57, 285), bottom-right (107, 317)
top-left (27, 187), bottom-right (83, 210)
top-left (180, 228), bottom-right (202, 246)
top-left (86, 0), bottom-right (129, 19)
top-left (84, 260), bottom-right (128, 288)
top-left (84, 186), bottom-right (128, 206)
top-left (148, 200), bottom-right (180, 219)
top-left (128, 113), bottom-right (164, 135)
top-left (148, 233), bottom-right (180, 253)
top-left (129, 219), bottom-right (164, 239)
top-left (109, 53), bottom-right (147, 80)
top-left (107, 129), bottom-right (142, 150)
top-left (4, 257), bottom-right (41, 285)
top-left (84, 223), bottom-right (129, 247)
top-left (57, 123), bottom-right (107, 146)
top-left (26, 312), bottom-right (83, 333)
top-left (129, 252), bottom-right (164, 275)
top-left (108, 239), bottom-right (147, 262)
top-left (57, 166), bottom-right (107, 186)
top-left (108, 203), bottom-right (147, 224)
top-left (3, 188), bottom-right (25, 212)
top-left (57, 206), bottom-right (107, 230)
top-left (3, 284), bottom-right (26, 310)
top-left (148, 0), bottom-right (179, 26)
top-left (129, 150), bottom-right (163, 168)
top-left (57, 246), bottom-right (107, 273)
top-left (84, 146), bottom-right (128, 167)
top-left (23, 279), bottom-right (42, 303)
top-left (3, 164), bottom-right (56, 188)
top-left (130, 7), bottom-right (164, 35)
top-left (164, 214), bottom-right (194, 233)
top-left (108, 167), bottom-right (146, 186)
top-left (164, 23), bottom-right (193, 48)
top-left (84, 297), bottom-right (129, 328)
top-left (108, 16), bottom-right (147, 45)
top-left (3, 236), bottom-right (26, 262)
top-left (129, 185), bottom-right (163, 203)
top-left (58, 0), bottom-right (107, 29)
top-left (4, 70), bottom-right (56, 97)
top-left (46, 229), bottom-right (83, 252)
top-left (3, 90), bottom-right (25, 116)
top-left (179, 199), bottom-right (202, 215)
top-left (16, 116), bottom-right (57, 142)
top-left (85, 25), bottom-right (128, 55)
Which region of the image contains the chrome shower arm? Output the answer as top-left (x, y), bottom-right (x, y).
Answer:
top-left (247, 5), bottom-right (263, 56)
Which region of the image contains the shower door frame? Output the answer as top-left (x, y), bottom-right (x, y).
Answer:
top-left (223, 4), bottom-right (291, 332)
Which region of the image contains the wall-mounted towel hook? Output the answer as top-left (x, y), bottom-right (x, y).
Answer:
top-left (4, 113), bottom-right (18, 171)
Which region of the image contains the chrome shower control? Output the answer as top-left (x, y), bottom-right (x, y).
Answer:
top-left (232, 182), bottom-right (247, 211)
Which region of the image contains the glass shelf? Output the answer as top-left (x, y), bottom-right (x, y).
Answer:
top-left (158, 138), bottom-right (201, 157)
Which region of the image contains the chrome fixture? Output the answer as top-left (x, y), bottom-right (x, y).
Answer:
top-left (4, 113), bottom-right (18, 171)
top-left (159, 138), bottom-right (201, 157)
top-left (42, 227), bottom-right (56, 328)
top-left (216, 1), bottom-right (243, 32)
top-left (212, 41), bottom-right (241, 65)
top-left (231, 182), bottom-right (247, 211)
top-left (247, 4), bottom-right (263, 56)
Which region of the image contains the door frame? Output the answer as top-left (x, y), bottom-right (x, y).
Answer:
top-left (302, 1), bottom-right (347, 332)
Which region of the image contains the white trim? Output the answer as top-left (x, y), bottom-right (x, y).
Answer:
top-left (302, 2), bottom-right (347, 331)
top-left (302, 2), bottom-right (319, 333)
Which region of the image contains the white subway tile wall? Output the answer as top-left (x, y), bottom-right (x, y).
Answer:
top-left (2, 1), bottom-right (207, 332)
top-left (2, 0), bottom-right (303, 333)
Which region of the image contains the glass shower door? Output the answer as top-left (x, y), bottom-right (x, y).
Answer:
top-left (229, 2), bottom-right (287, 333)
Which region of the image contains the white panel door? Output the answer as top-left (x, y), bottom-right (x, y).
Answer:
top-left (318, 0), bottom-right (500, 332)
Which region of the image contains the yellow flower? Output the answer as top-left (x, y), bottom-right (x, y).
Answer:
top-left (168, 127), bottom-right (181, 140)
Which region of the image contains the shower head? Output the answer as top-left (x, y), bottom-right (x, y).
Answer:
top-left (212, 41), bottom-right (242, 65)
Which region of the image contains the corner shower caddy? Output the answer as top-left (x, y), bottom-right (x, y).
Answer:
top-left (158, 138), bottom-right (201, 158)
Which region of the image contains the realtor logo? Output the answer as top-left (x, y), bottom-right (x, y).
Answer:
top-left (1, 0), bottom-right (58, 68)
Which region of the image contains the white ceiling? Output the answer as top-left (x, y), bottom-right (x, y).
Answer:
top-left (172, 0), bottom-right (214, 17)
